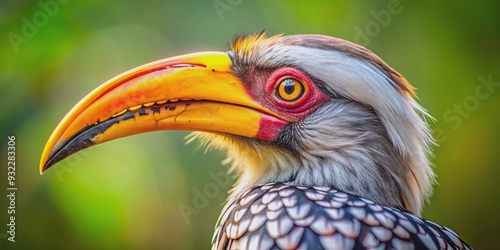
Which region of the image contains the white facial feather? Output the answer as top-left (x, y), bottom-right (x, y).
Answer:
top-left (196, 36), bottom-right (435, 214)
top-left (277, 46), bottom-right (435, 213)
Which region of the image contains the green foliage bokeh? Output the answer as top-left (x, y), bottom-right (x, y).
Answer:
top-left (0, 0), bottom-right (499, 249)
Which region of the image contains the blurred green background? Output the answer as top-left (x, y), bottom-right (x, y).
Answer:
top-left (1, 0), bottom-right (499, 249)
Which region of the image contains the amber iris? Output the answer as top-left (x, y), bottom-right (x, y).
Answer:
top-left (277, 78), bottom-right (304, 102)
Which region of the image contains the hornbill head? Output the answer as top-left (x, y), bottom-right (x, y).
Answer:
top-left (40, 33), bottom-right (434, 215)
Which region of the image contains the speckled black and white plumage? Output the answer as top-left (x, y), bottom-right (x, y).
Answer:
top-left (191, 33), bottom-right (473, 249)
top-left (212, 183), bottom-right (471, 250)
top-left (38, 31), bottom-right (472, 250)
top-left (225, 33), bottom-right (435, 215)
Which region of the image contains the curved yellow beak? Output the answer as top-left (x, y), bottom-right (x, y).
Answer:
top-left (39, 52), bottom-right (288, 174)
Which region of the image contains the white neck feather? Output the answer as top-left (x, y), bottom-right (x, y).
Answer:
top-left (189, 96), bottom-right (428, 214)
top-left (192, 40), bottom-right (434, 215)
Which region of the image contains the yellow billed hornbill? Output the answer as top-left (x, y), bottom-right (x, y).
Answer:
top-left (40, 33), bottom-right (471, 249)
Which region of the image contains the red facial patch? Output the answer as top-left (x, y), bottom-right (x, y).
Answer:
top-left (264, 67), bottom-right (331, 120)
top-left (256, 115), bottom-right (289, 141)
top-left (242, 67), bottom-right (331, 141)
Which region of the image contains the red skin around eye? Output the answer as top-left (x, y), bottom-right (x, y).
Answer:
top-left (264, 67), bottom-right (331, 121)
top-left (241, 66), bottom-right (331, 141)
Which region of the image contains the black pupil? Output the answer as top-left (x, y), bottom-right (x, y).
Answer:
top-left (284, 79), bottom-right (296, 94)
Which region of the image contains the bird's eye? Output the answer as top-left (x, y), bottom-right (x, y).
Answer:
top-left (276, 78), bottom-right (304, 102)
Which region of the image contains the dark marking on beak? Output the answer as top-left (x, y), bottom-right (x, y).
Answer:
top-left (44, 117), bottom-right (120, 170)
